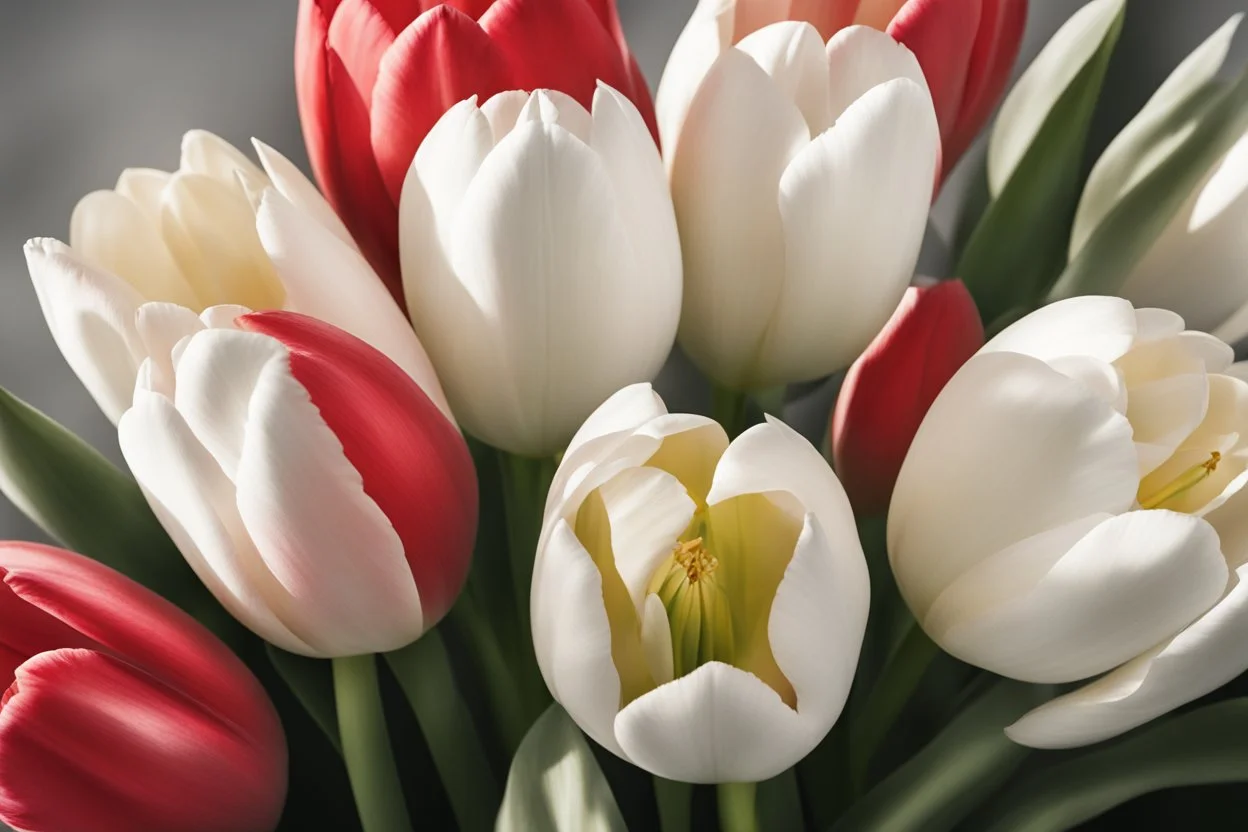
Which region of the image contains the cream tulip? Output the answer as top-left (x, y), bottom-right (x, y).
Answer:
top-left (399, 86), bottom-right (683, 457)
top-left (889, 296), bottom-right (1248, 749)
top-left (531, 384), bottom-right (868, 782)
top-left (27, 130), bottom-right (448, 423)
top-left (667, 22), bottom-right (940, 390)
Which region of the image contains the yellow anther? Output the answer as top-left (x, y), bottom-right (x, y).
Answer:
top-left (1139, 452), bottom-right (1221, 510)
top-left (673, 537), bottom-right (718, 583)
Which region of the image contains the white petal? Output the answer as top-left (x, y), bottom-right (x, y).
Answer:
top-left (180, 129), bottom-right (269, 193)
top-left (134, 302), bottom-right (206, 399)
top-left (564, 384), bottom-right (669, 464)
top-left (654, 0), bottom-right (735, 158)
top-left (757, 77), bottom-right (937, 385)
top-left (982, 295), bottom-right (1139, 365)
top-left (70, 190), bottom-right (199, 308)
top-left (823, 25), bottom-right (928, 125)
top-left (1134, 307), bottom-right (1186, 343)
top-left (520, 90), bottom-right (594, 143)
top-left (988, 0), bottom-right (1126, 195)
top-left (409, 97), bottom-right (497, 250)
top-left (888, 351), bottom-right (1139, 618)
top-left (639, 414), bottom-right (729, 506)
top-left (119, 390), bottom-right (316, 655)
top-left (1048, 355), bottom-right (1127, 413)
top-left (256, 189), bottom-right (452, 419)
top-left (115, 168), bottom-right (171, 224)
top-left (671, 48), bottom-right (810, 388)
top-left (639, 595), bottom-right (675, 686)
top-left (481, 90), bottom-right (531, 141)
top-left (928, 511), bottom-right (1227, 683)
top-left (532, 520), bottom-right (625, 757)
top-left (251, 138), bottom-right (357, 249)
top-left (735, 21), bottom-right (832, 134)
top-left (24, 238), bottom-right (147, 423)
top-left (1117, 334), bottom-right (1214, 476)
top-left (614, 661), bottom-right (816, 782)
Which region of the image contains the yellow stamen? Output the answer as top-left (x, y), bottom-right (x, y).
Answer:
top-left (1138, 452), bottom-right (1221, 510)
top-left (673, 537), bottom-right (718, 583)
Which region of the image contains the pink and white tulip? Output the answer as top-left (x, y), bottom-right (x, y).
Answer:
top-left (118, 310), bottom-right (477, 658)
top-left (0, 542), bottom-right (286, 832)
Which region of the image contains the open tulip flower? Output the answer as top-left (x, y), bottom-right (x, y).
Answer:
top-left (669, 21), bottom-right (940, 391)
top-left (400, 86), bottom-right (682, 457)
top-left (657, 0), bottom-right (1027, 181)
top-left (26, 130), bottom-right (448, 425)
top-left (531, 384), bottom-right (868, 782)
top-left (118, 310), bottom-right (477, 658)
top-left (890, 296), bottom-right (1248, 749)
top-left (0, 542), bottom-right (286, 832)
top-left (295, 0), bottom-right (655, 299)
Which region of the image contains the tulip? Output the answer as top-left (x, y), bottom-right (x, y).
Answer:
top-left (27, 130), bottom-right (448, 425)
top-left (656, 0), bottom-right (1027, 180)
top-left (0, 542), bottom-right (286, 832)
top-left (669, 22), bottom-right (940, 391)
top-left (889, 296), bottom-right (1248, 748)
top-left (400, 86), bottom-right (683, 457)
top-left (832, 279), bottom-right (984, 516)
top-left (531, 384), bottom-right (869, 782)
top-left (118, 310), bottom-right (477, 658)
top-left (295, 0), bottom-right (656, 300)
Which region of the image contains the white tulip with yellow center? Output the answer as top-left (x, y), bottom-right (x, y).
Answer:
top-left (889, 296), bottom-right (1248, 749)
top-left (531, 384), bottom-right (869, 782)
top-left (26, 130), bottom-right (447, 423)
top-left (667, 21), bottom-right (939, 391)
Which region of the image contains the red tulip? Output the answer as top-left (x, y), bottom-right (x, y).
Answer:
top-left (0, 542), bottom-right (286, 832)
top-left (295, 0), bottom-right (656, 302)
top-left (831, 279), bottom-right (984, 516)
top-left (657, 0), bottom-right (1027, 184)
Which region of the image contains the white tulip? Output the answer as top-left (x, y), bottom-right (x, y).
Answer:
top-left (531, 384), bottom-right (868, 782)
top-left (666, 22), bottom-right (940, 390)
top-left (399, 86), bottom-right (683, 457)
top-left (889, 296), bottom-right (1248, 749)
top-left (26, 130), bottom-right (447, 423)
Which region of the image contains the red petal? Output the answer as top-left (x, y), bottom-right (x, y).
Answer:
top-left (831, 280), bottom-right (984, 516)
top-left (295, 0), bottom-right (340, 213)
top-left (370, 6), bottom-right (509, 201)
top-left (888, 0), bottom-right (983, 167)
top-left (239, 311), bottom-right (478, 628)
top-left (0, 649), bottom-right (285, 832)
top-left (327, 0), bottom-right (397, 103)
top-left (0, 567), bottom-right (97, 688)
top-left (579, 0), bottom-right (659, 136)
top-left (945, 0), bottom-right (1027, 175)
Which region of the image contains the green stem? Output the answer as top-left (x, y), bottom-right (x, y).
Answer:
top-left (448, 595), bottom-right (529, 755)
top-left (717, 782), bottom-right (759, 832)
top-left (332, 654), bottom-right (412, 832)
top-left (654, 778), bottom-right (692, 832)
top-left (711, 384), bottom-right (750, 439)
top-left (385, 632), bottom-right (499, 832)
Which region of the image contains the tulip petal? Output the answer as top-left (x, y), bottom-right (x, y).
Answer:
top-left (24, 238), bottom-right (147, 424)
top-left (735, 21), bottom-right (832, 134)
top-left (931, 511), bottom-right (1227, 684)
top-left (672, 48), bottom-right (810, 388)
top-left (640, 415), bottom-right (729, 507)
top-left (370, 6), bottom-right (508, 201)
top-left (532, 520), bottom-right (625, 757)
top-left (982, 295), bottom-right (1138, 364)
top-left (614, 661), bottom-right (814, 783)
top-left (251, 138), bottom-right (356, 250)
top-left (180, 130), bottom-right (269, 194)
top-left (823, 25), bottom-right (930, 126)
top-left (295, 0), bottom-right (339, 210)
top-left (565, 384), bottom-right (669, 464)
top-left (114, 168), bottom-right (171, 224)
top-left (327, 0), bottom-right (394, 102)
top-left (0, 649), bottom-right (283, 832)
top-left (888, 351), bottom-right (1138, 617)
top-left (134, 303), bottom-right (207, 399)
top-left (1116, 335), bottom-right (1213, 476)
top-left (759, 77), bottom-right (938, 384)
top-left (255, 188), bottom-right (452, 419)
top-left (654, 0), bottom-right (735, 154)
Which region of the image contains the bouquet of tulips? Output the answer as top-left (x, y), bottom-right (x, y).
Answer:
top-left (4, 0), bottom-right (1248, 829)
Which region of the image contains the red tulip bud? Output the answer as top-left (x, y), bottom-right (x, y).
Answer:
top-left (831, 279), bottom-right (984, 515)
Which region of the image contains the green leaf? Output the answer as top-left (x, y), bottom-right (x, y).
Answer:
top-left (1048, 61), bottom-right (1248, 302)
top-left (980, 698), bottom-right (1248, 832)
top-left (497, 704), bottom-right (626, 832)
top-left (832, 680), bottom-right (1052, 832)
top-left (958, 0), bottom-right (1125, 324)
top-left (266, 644), bottom-right (340, 753)
top-left (0, 385), bottom-right (220, 621)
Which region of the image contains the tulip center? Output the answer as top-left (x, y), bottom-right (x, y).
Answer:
top-left (653, 531), bottom-right (736, 680)
top-left (1137, 452), bottom-right (1221, 510)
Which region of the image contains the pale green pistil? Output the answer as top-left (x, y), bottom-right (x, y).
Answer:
top-left (656, 536), bottom-right (736, 679)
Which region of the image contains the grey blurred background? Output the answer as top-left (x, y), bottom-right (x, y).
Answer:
top-left (1, 0), bottom-right (1246, 542)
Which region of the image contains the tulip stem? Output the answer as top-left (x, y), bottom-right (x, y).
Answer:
top-left (333, 654), bottom-right (412, 832)
top-left (712, 385), bottom-right (750, 439)
top-left (717, 782), bottom-right (759, 832)
top-left (386, 631), bottom-right (499, 832)
top-left (655, 778), bottom-right (692, 832)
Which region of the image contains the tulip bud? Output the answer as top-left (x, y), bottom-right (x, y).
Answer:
top-left (26, 130), bottom-right (448, 425)
top-left (0, 542), bottom-right (286, 832)
top-left (532, 384), bottom-right (868, 783)
top-left (889, 296), bottom-right (1248, 749)
top-left (295, 0), bottom-right (656, 300)
top-left (832, 279), bottom-right (984, 515)
top-left (669, 22), bottom-right (940, 390)
top-left (657, 0), bottom-right (1027, 181)
top-left (400, 86), bottom-right (683, 456)
top-left (118, 309), bottom-right (477, 657)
